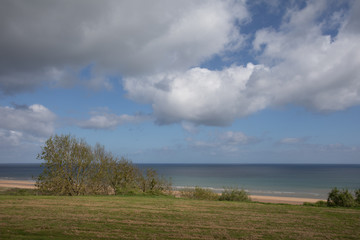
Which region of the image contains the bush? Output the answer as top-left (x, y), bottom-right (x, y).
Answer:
top-left (180, 187), bottom-right (219, 200)
top-left (327, 188), bottom-right (356, 207)
top-left (314, 200), bottom-right (328, 207)
top-left (303, 200), bottom-right (327, 207)
top-left (219, 188), bottom-right (250, 202)
top-left (355, 189), bottom-right (360, 204)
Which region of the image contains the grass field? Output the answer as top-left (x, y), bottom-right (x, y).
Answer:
top-left (1, 194), bottom-right (360, 240)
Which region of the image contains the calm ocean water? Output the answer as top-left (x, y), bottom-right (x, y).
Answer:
top-left (1, 163), bottom-right (360, 199)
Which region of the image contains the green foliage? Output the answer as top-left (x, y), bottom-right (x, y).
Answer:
top-left (0, 188), bottom-right (37, 196)
top-left (327, 188), bottom-right (356, 207)
top-left (36, 134), bottom-right (171, 196)
top-left (355, 189), bottom-right (360, 204)
top-left (139, 168), bottom-right (172, 195)
top-left (303, 201), bottom-right (327, 207)
top-left (219, 187), bottom-right (250, 202)
top-left (36, 135), bottom-right (94, 196)
top-left (180, 187), bottom-right (219, 200)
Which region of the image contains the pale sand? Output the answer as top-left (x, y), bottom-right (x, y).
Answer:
top-left (0, 180), bottom-right (36, 189)
top-left (250, 195), bottom-right (325, 205)
top-left (0, 180), bottom-right (326, 204)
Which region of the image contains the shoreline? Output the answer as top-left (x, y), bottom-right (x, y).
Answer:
top-left (0, 179), bottom-right (326, 204)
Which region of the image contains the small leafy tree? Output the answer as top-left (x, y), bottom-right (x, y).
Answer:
top-left (109, 158), bottom-right (141, 195)
top-left (88, 143), bottom-right (117, 195)
top-left (36, 135), bottom-right (93, 196)
top-left (327, 188), bottom-right (355, 207)
top-left (139, 168), bottom-right (171, 194)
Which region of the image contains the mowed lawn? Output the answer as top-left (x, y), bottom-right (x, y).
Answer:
top-left (1, 195), bottom-right (359, 239)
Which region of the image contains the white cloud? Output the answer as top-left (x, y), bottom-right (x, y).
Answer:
top-left (0, 104), bottom-right (56, 162)
top-left (220, 131), bottom-right (258, 145)
top-left (181, 122), bottom-right (199, 134)
top-left (125, 0), bottom-right (360, 126)
top-left (277, 136), bottom-right (359, 154)
top-left (0, 0), bottom-right (247, 94)
top-left (0, 104), bottom-right (56, 138)
top-left (78, 111), bottom-right (151, 130)
top-left (279, 138), bottom-right (304, 144)
top-left (250, 0), bottom-right (360, 111)
top-left (125, 63), bottom-right (262, 125)
top-left (0, 130), bottom-right (23, 146)
top-left (187, 131), bottom-right (259, 154)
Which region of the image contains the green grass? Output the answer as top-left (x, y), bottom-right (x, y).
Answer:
top-left (1, 194), bottom-right (360, 239)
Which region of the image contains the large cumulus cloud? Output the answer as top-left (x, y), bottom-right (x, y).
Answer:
top-left (125, 0), bottom-right (360, 125)
top-left (0, 0), bottom-right (247, 94)
top-left (251, 0), bottom-right (360, 111)
top-left (124, 63), bottom-right (262, 125)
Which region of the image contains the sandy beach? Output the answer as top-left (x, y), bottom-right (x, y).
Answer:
top-left (0, 179), bottom-right (36, 189)
top-left (0, 179), bottom-right (325, 204)
top-left (249, 195), bottom-right (324, 205)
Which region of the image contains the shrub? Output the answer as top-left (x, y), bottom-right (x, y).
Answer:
top-left (314, 200), bottom-right (328, 207)
top-left (327, 188), bottom-right (356, 207)
top-left (355, 189), bottom-right (360, 204)
top-left (178, 188), bottom-right (193, 199)
top-left (219, 188), bottom-right (250, 202)
top-left (303, 200), bottom-right (327, 207)
top-left (180, 187), bottom-right (219, 200)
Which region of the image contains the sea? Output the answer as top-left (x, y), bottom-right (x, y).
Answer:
top-left (1, 163), bottom-right (360, 199)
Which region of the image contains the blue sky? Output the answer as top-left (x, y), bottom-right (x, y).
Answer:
top-left (0, 0), bottom-right (359, 164)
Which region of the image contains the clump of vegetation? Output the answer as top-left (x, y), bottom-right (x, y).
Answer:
top-left (0, 188), bottom-right (37, 196)
top-left (36, 134), bottom-right (171, 196)
top-left (180, 187), bottom-right (252, 202)
top-left (180, 187), bottom-right (219, 200)
top-left (355, 189), bottom-right (360, 204)
top-left (327, 188), bottom-right (358, 207)
top-left (219, 188), bottom-right (250, 202)
top-left (303, 200), bottom-right (327, 207)
top-left (304, 188), bottom-right (360, 208)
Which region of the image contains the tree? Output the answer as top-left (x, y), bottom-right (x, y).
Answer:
top-left (107, 157), bottom-right (141, 195)
top-left (139, 168), bottom-right (172, 194)
top-left (88, 143), bottom-right (116, 195)
top-left (36, 134), bottom-right (93, 196)
top-left (36, 134), bottom-right (172, 196)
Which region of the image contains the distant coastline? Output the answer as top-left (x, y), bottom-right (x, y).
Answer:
top-left (1, 163), bottom-right (359, 200)
top-left (0, 179), bottom-right (325, 205)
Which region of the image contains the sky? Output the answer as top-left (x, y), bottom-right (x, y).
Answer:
top-left (0, 0), bottom-right (360, 164)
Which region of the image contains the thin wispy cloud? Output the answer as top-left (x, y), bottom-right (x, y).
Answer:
top-left (78, 111), bottom-right (152, 130)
